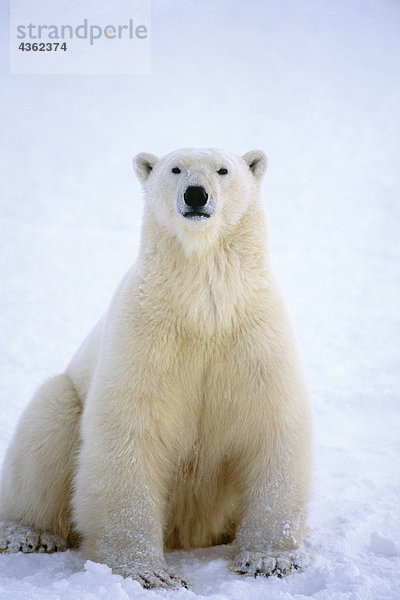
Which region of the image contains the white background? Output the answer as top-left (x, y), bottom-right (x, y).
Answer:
top-left (0, 1), bottom-right (399, 598)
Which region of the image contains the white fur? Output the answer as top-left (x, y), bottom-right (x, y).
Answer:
top-left (0, 148), bottom-right (312, 588)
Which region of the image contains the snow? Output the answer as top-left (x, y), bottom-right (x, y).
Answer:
top-left (1, 0), bottom-right (399, 598)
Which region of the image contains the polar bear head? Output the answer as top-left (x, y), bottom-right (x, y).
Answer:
top-left (133, 148), bottom-right (267, 253)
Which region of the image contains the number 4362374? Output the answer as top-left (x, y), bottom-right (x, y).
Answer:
top-left (18, 42), bottom-right (67, 51)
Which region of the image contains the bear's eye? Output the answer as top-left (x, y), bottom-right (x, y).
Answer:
top-left (217, 167), bottom-right (228, 175)
top-left (171, 167), bottom-right (181, 174)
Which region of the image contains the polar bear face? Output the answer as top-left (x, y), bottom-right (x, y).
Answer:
top-left (133, 148), bottom-right (267, 252)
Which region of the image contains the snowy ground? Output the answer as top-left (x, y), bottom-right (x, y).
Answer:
top-left (1, 0), bottom-right (400, 598)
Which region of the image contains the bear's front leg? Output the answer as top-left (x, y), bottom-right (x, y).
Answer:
top-left (232, 437), bottom-right (311, 579)
top-left (72, 385), bottom-right (187, 589)
top-left (228, 309), bottom-right (312, 579)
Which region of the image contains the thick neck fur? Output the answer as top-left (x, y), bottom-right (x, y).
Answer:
top-left (136, 205), bottom-right (271, 336)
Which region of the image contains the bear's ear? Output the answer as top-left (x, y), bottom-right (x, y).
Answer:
top-left (242, 150), bottom-right (268, 180)
top-left (133, 153), bottom-right (158, 183)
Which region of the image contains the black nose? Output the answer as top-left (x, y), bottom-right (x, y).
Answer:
top-left (184, 186), bottom-right (208, 208)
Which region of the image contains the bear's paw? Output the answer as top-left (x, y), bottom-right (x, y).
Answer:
top-left (114, 564), bottom-right (188, 589)
top-left (232, 548), bottom-right (309, 578)
top-left (0, 520), bottom-right (67, 553)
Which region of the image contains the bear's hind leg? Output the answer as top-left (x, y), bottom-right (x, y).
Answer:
top-left (0, 373), bottom-right (82, 550)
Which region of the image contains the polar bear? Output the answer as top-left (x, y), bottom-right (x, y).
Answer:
top-left (0, 148), bottom-right (312, 589)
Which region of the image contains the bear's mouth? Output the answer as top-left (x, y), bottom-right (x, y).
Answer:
top-left (183, 211), bottom-right (211, 220)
